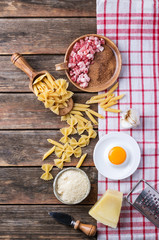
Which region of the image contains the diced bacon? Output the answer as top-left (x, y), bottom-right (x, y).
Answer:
top-left (68, 36), bottom-right (105, 88)
top-left (101, 38), bottom-right (105, 45)
top-left (75, 54), bottom-right (82, 62)
top-left (85, 61), bottom-right (90, 66)
top-left (71, 75), bottom-right (77, 82)
top-left (77, 61), bottom-right (85, 68)
top-left (87, 54), bottom-right (94, 60)
top-left (79, 39), bottom-right (85, 47)
top-left (98, 46), bottom-right (104, 52)
top-left (83, 73), bottom-right (90, 82)
top-left (68, 63), bottom-right (76, 68)
top-left (73, 42), bottom-right (80, 51)
top-left (83, 50), bottom-right (89, 55)
top-left (89, 36), bottom-right (95, 41)
top-left (69, 70), bottom-right (74, 76)
top-left (70, 51), bottom-right (76, 57)
top-left (83, 68), bottom-right (88, 74)
top-left (72, 57), bottom-right (76, 63)
top-left (80, 82), bottom-right (89, 88)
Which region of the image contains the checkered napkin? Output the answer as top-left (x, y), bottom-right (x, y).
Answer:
top-left (97, 0), bottom-right (159, 239)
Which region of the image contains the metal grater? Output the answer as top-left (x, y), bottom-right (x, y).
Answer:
top-left (125, 179), bottom-right (159, 228)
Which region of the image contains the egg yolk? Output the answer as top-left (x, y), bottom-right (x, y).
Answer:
top-left (108, 146), bottom-right (126, 165)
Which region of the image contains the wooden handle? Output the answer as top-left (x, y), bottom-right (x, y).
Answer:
top-left (11, 53), bottom-right (38, 81)
top-left (74, 220), bottom-right (96, 237)
top-left (55, 62), bottom-right (68, 71)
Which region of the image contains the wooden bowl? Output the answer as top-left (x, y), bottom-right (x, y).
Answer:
top-left (55, 34), bottom-right (122, 92)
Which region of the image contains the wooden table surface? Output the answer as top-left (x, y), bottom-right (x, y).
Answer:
top-left (0, 1), bottom-right (98, 239)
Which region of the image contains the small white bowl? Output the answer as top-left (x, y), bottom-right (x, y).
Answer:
top-left (93, 132), bottom-right (141, 180)
top-left (53, 167), bottom-right (91, 205)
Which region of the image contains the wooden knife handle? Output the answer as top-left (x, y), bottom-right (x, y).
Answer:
top-left (11, 53), bottom-right (38, 81)
top-left (74, 220), bottom-right (96, 237)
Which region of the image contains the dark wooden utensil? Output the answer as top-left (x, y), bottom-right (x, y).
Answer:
top-left (11, 53), bottom-right (73, 116)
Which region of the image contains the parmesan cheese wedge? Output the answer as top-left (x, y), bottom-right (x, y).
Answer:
top-left (89, 189), bottom-right (123, 228)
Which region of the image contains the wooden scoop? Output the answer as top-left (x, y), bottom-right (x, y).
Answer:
top-left (11, 53), bottom-right (73, 116)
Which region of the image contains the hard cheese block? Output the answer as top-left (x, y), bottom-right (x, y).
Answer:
top-left (89, 189), bottom-right (123, 228)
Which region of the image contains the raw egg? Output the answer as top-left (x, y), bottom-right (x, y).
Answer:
top-left (108, 146), bottom-right (126, 165)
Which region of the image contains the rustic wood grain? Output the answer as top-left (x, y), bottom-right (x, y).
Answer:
top-left (0, 55), bottom-right (82, 92)
top-left (0, 18), bottom-right (96, 54)
top-left (0, 130), bottom-right (97, 166)
top-left (0, 167), bottom-right (97, 204)
top-left (0, 205), bottom-right (96, 240)
top-left (0, 2), bottom-right (98, 239)
top-left (0, 0), bottom-right (96, 17)
top-left (0, 93), bottom-right (98, 129)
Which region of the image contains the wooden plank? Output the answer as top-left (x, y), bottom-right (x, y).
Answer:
top-left (0, 55), bottom-right (80, 92)
top-left (0, 167), bottom-right (97, 204)
top-left (0, 0), bottom-right (96, 17)
top-left (0, 205), bottom-right (96, 239)
top-left (0, 130), bottom-right (97, 166)
top-left (0, 18), bottom-right (96, 54)
top-left (0, 93), bottom-right (98, 129)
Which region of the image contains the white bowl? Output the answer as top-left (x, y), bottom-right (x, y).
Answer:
top-left (93, 132), bottom-right (141, 180)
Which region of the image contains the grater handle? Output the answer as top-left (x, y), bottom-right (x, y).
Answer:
top-left (125, 179), bottom-right (146, 205)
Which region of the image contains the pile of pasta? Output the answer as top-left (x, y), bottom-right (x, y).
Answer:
top-left (86, 82), bottom-right (124, 113)
top-left (40, 82), bottom-right (125, 181)
top-left (32, 72), bottom-right (73, 115)
top-left (40, 104), bottom-right (104, 180)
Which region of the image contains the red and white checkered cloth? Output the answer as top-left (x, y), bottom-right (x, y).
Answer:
top-left (97, 0), bottom-right (159, 239)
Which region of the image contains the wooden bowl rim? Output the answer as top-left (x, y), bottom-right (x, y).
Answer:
top-left (64, 34), bottom-right (122, 92)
